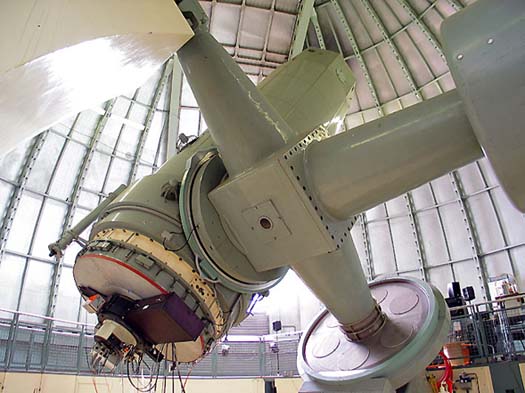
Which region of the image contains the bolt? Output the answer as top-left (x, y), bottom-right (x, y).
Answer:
top-left (487, 38), bottom-right (494, 44)
top-left (456, 53), bottom-right (464, 61)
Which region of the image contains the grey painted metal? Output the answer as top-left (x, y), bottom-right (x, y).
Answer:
top-left (173, 53), bottom-right (354, 173)
top-left (298, 277), bottom-right (450, 389)
top-left (0, 133), bottom-right (47, 260)
top-left (310, 10), bottom-right (326, 50)
top-left (4, 151), bottom-right (525, 311)
top-left (172, 3), bottom-right (382, 348)
top-left (233, 0), bottom-right (247, 64)
top-left (351, 11), bottom-right (433, 282)
top-left (209, 128), bottom-right (338, 272)
top-left (380, 1), bottom-right (446, 97)
top-left (394, 243), bottom-right (525, 278)
top-left (1, 2), bottom-right (521, 370)
top-left (445, 0), bottom-right (463, 12)
top-left (47, 184), bottom-right (127, 259)
top-left (0, 132), bottom-right (48, 341)
top-left (449, 171), bottom-right (490, 301)
top-left (427, 181), bottom-right (455, 281)
top-left (167, 58), bottom-right (184, 159)
top-left (342, 1), bottom-right (440, 61)
top-left (404, 192), bottom-right (428, 282)
top-left (4, 299), bottom-right (525, 376)
top-left (23, 122), bottom-right (78, 315)
top-left (10, 0), bottom-right (520, 386)
top-left (178, 149), bottom-right (286, 291)
top-left (260, 0), bottom-right (277, 79)
top-left (256, 48), bottom-right (355, 140)
top-left (304, 90), bottom-right (483, 220)
top-left (98, 89), bottom-right (144, 203)
top-left (59, 124), bottom-right (260, 363)
top-left (382, 203), bottom-right (400, 277)
top-left (442, 0), bottom-right (525, 212)
top-left (475, 161), bottom-right (519, 281)
top-left (177, 28), bottom-right (292, 176)
top-left (330, 0), bottom-right (383, 117)
top-left (152, 112), bottom-right (168, 169)
top-left (43, 2), bottom-right (450, 382)
top-left (129, 59), bottom-right (174, 183)
top-left (93, 133), bottom-right (212, 263)
top-left (45, 128), bottom-right (158, 170)
top-left (208, 121), bottom-right (382, 338)
top-left (292, 238), bottom-right (376, 326)
top-left (44, 98), bottom-right (116, 318)
top-left (395, 0), bottom-right (445, 63)
top-left (359, 213), bottom-right (374, 282)
top-left (290, 0), bottom-right (315, 58)
top-left (359, 0), bottom-right (421, 101)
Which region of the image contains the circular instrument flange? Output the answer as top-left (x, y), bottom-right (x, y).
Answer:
top-left (179, 149), bottom-right (287, 293)
top-left (74, 229), bottom-right (225, 363)
top-left (298, 277), bottom-right (450, 389)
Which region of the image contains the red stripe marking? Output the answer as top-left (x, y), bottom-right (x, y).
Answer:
top-left (79, 253), bottom-right (169, 295)
top-left (199, 335), bottom-right (205, 351)
top-left (81, 253), bottom-right (207, 353)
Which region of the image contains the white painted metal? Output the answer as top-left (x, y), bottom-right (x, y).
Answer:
top-left (0, 0), bottom-right (193, 156)
top-left (0, 0), bottom-right (193, 74)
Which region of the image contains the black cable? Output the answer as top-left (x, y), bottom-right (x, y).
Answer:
top-left (163, 226), bottom-right (197, 253)
top-left (172, 344), bottom-right (186, 393)
top-left (125, 347), bottom-right (164, 393)
top-left (177, 363), bottom-right (186, 393)
top-left (170, 343), bottom-right (187, 393)
top-left (162, 357), bottom-right (168, 393)
top-left (167, 229), bottom-right (185, 235)
top-left (85, 348), bottom-right (93, 372)
top-left (171, 343), bottom-right (175, 393)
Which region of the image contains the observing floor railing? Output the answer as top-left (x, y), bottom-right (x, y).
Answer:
top-left (0, 308), bottom-right (299, 378)
top-left (431, 295), bottom-right (525, 367)
top-left (2, 299), bottom-right (525, 378)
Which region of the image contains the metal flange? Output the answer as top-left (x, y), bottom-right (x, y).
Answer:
top-left (179, 149), bottom-right (287, 293)
top-left (298, 277), bottom-right (450, 389)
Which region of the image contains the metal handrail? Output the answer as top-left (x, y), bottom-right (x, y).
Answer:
top-left (0, 307), bottom-right (94, 328)
top-left (448, 294), bottom-right (525, 313)
top-left (2, 302), bottom-right (525, 376)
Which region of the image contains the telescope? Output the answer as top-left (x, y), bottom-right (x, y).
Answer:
top-left (48, 0), bottom-right (525, 391)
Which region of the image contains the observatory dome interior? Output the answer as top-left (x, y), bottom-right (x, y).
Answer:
top-left (0, 0), bottom-right (524, 392)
